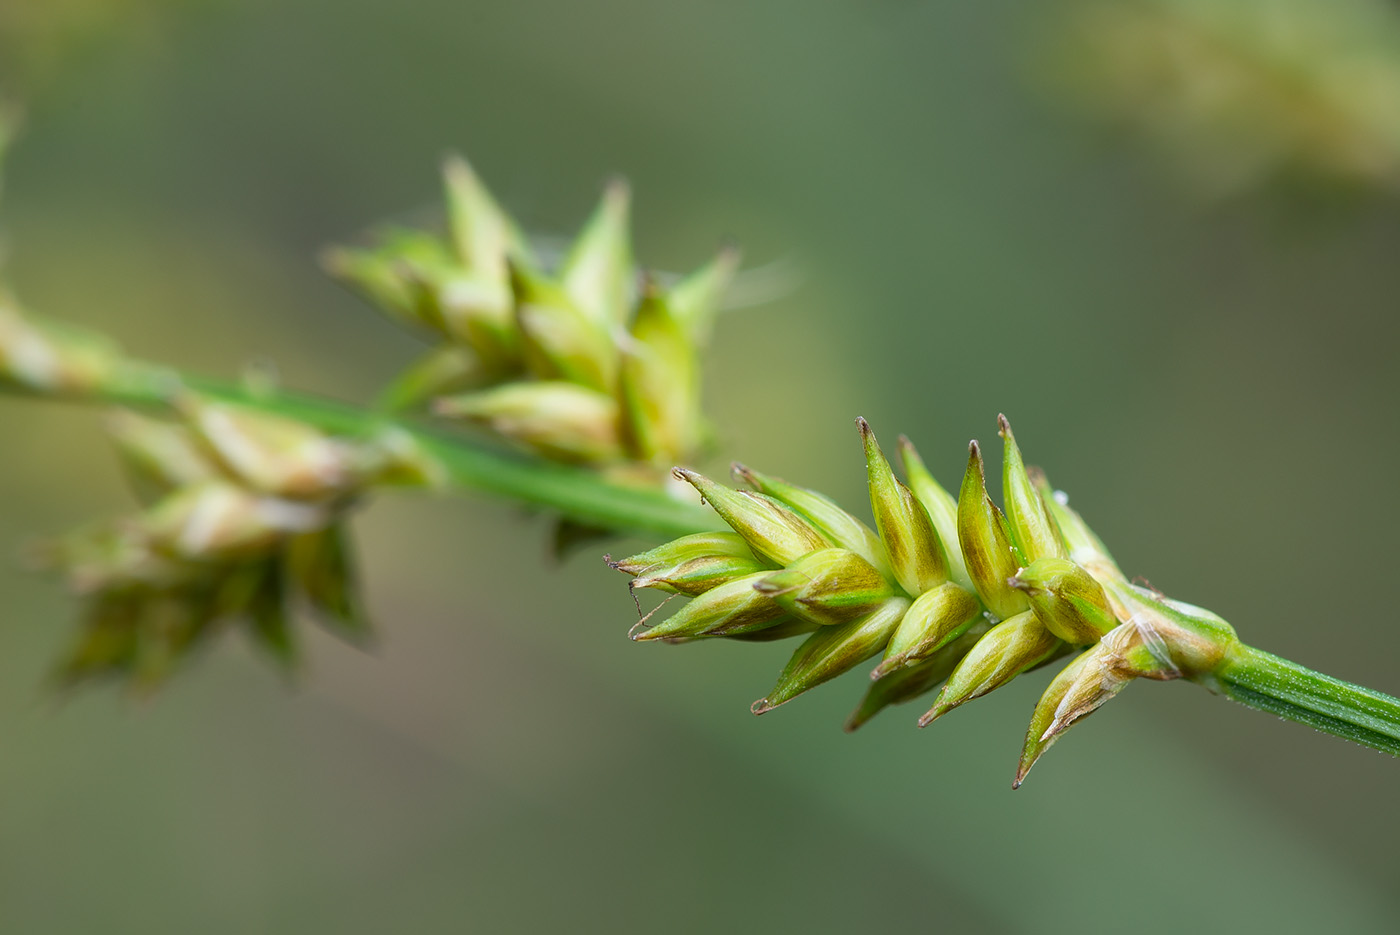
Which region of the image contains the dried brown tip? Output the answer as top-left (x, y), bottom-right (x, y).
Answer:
top-left (730, 462), bottom-right (758, 488)
top-left (997, 413), bottom-right (1012, 438)
top-left (855, 416), bottom-right (872, 439)
top-left (750, 698), bottom-right (777, 716)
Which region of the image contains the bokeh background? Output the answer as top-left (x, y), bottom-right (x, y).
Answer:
top-left (2, 1), bottom-right (1400, 932)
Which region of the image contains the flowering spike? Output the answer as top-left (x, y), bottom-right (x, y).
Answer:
top-left (732, 462), bottom-right (892, 579)
top-left (998, 415), bottom-right (1064, 562)
top-left (610, 531), bottom-right (763, 596)
top-left (434, 381), bottom-right (623, 464)
top-left (847, 624), bottom-right (987, 732)
top-left (752, 548), bottom-right (894, 627)
top-left (561, 178), bottom-right (634, 330)
top-left (510, 262), bottom-right (618, 393)
top-left (874, 581), bottom-right (983, 678)
top-left (673, 468), bottom-right (829, 567)
top-left (897, 435), bottom-right (973, 593)
top-left (630, 572), bottom-right (785, 641)
top-left (859, 418), bottom-right (947, 596)
top-left (752, 596), bottom-right (909, 714)
top-left (1009, 556), bottom-right (1116, 645)
top-left (957, 441), bottom-right (1029, 621)
top-left (918, 610), bottom-right (1061, 725)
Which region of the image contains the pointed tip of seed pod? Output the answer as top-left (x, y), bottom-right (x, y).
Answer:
top-left (855, 415), bottom-right (872, 438)
top-left (997, 413), bottom-right (1012, 438)
top-left (730, 462), bottom-right (758, 488)
top-left (870, 657), bottom-right (901, 681)
top-left (916, 702), bottom-right (951, 727)
top-left (628, 619), bottom-right (657, 641)
top-left (672, 466), bottom-right (698, 484)
top-left (751, 697), bottom-right (777, 716)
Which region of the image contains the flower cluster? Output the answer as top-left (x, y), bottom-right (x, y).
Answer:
top-left (615, 415), bottom-right (1240, 785)
top-left (36, 394), bottom-right (441, 691)
top-left (324, 158), bottom-right (737, 484)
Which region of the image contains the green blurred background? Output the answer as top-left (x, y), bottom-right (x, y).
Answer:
top-left (2, 1), bottom-right (1400, 932)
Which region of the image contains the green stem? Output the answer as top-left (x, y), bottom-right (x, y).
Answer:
top-left (86, 364), bottom-right (719, 541)
top-left (1211, 643), bottom-right (1400, 756)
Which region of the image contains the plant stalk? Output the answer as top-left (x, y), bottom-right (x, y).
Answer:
top-left (1209, 643), bottom-right (1400, 756)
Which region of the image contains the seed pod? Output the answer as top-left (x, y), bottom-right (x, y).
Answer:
top-left (439, 156), bottom-right (527, 363)
top-left (105, 410), bottom-right (219, 501)
top-left (143, 482), bottom-right (332, 561)
top-left (752, 596), bottom-right (909, 714)
top-left (897, 436), bottom-right (973, 593)
top-left (957, 441), bottom-right (1029, 621)
top-left (434, 381), bottom-right (624, 464)
top-left (321, 231), bottom-right (456, 335)
top-left (1009, 555), bottom-right (1117, 645)
top-left (846, 623), bottom-right (988, 732)
top-left (732, 463), bottom-right (892, 580)
top-left (673, 468), bottom-right (829, 567)
top-left (611, 531), bottom-right (764, 596)
top-left (668, 245), bottom-right (740, 344)
top-left (511, 263), bottom-right (618, 393)
top-left (753, 548), bottom-right (894, 626)
top-left (998, 415), bottom-right (1064, 563)
top-left (619, 283), bottom-right (700, 463)
top-left (561, 179), bottom-right (634, 330)
top-left (874, 580), bottom-right (983, 678)
top-left (918, 609), bottom-right (1061, 725)
top-left (630, 572), bottom-right (786, 641)
top-left (181, 398), bottom-right (363, 500)
top-left (860, 418), bottom-right (947, 596)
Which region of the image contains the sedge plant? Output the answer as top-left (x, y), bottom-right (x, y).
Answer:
top-left (1, 119), bottom-right (1397, 788)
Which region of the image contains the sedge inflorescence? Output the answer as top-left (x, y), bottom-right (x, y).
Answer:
top-left (615, 415), bottom-right (1241, 785)
top-left (324, 157), bottom-right (737, 487)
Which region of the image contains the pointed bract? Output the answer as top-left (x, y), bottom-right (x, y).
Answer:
top-left (919, 609), bottom-right (1060, 725)
top-left (673, 468), bottom-right (829, 567)
top-left (860, 418), bottom-right (947, 596)
top-left (998, 415), bottom-right (1065, 563)
top-left (1009, 556), bottom-right (1116, 645)
top-left (562, 179), bottom-right (634, 329)
top-left (612, 531), bottom-right (764, 596)
top-left (897, 435), bottom-right (973, 593)
top-left (630, 572), bottom-right (786, 641)
top-left (669, 246), bottom-right (740, 343)
top-left (957, 441), bottom-right (1030, 621)
top-left (753, 596), bottom-right (909, 714)
top-left (732, 462), bottom-right (892, 580)
top-left (876, 581), bottom-right (983, 678)
top-left (753, 548), bottom-right (893, 626)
